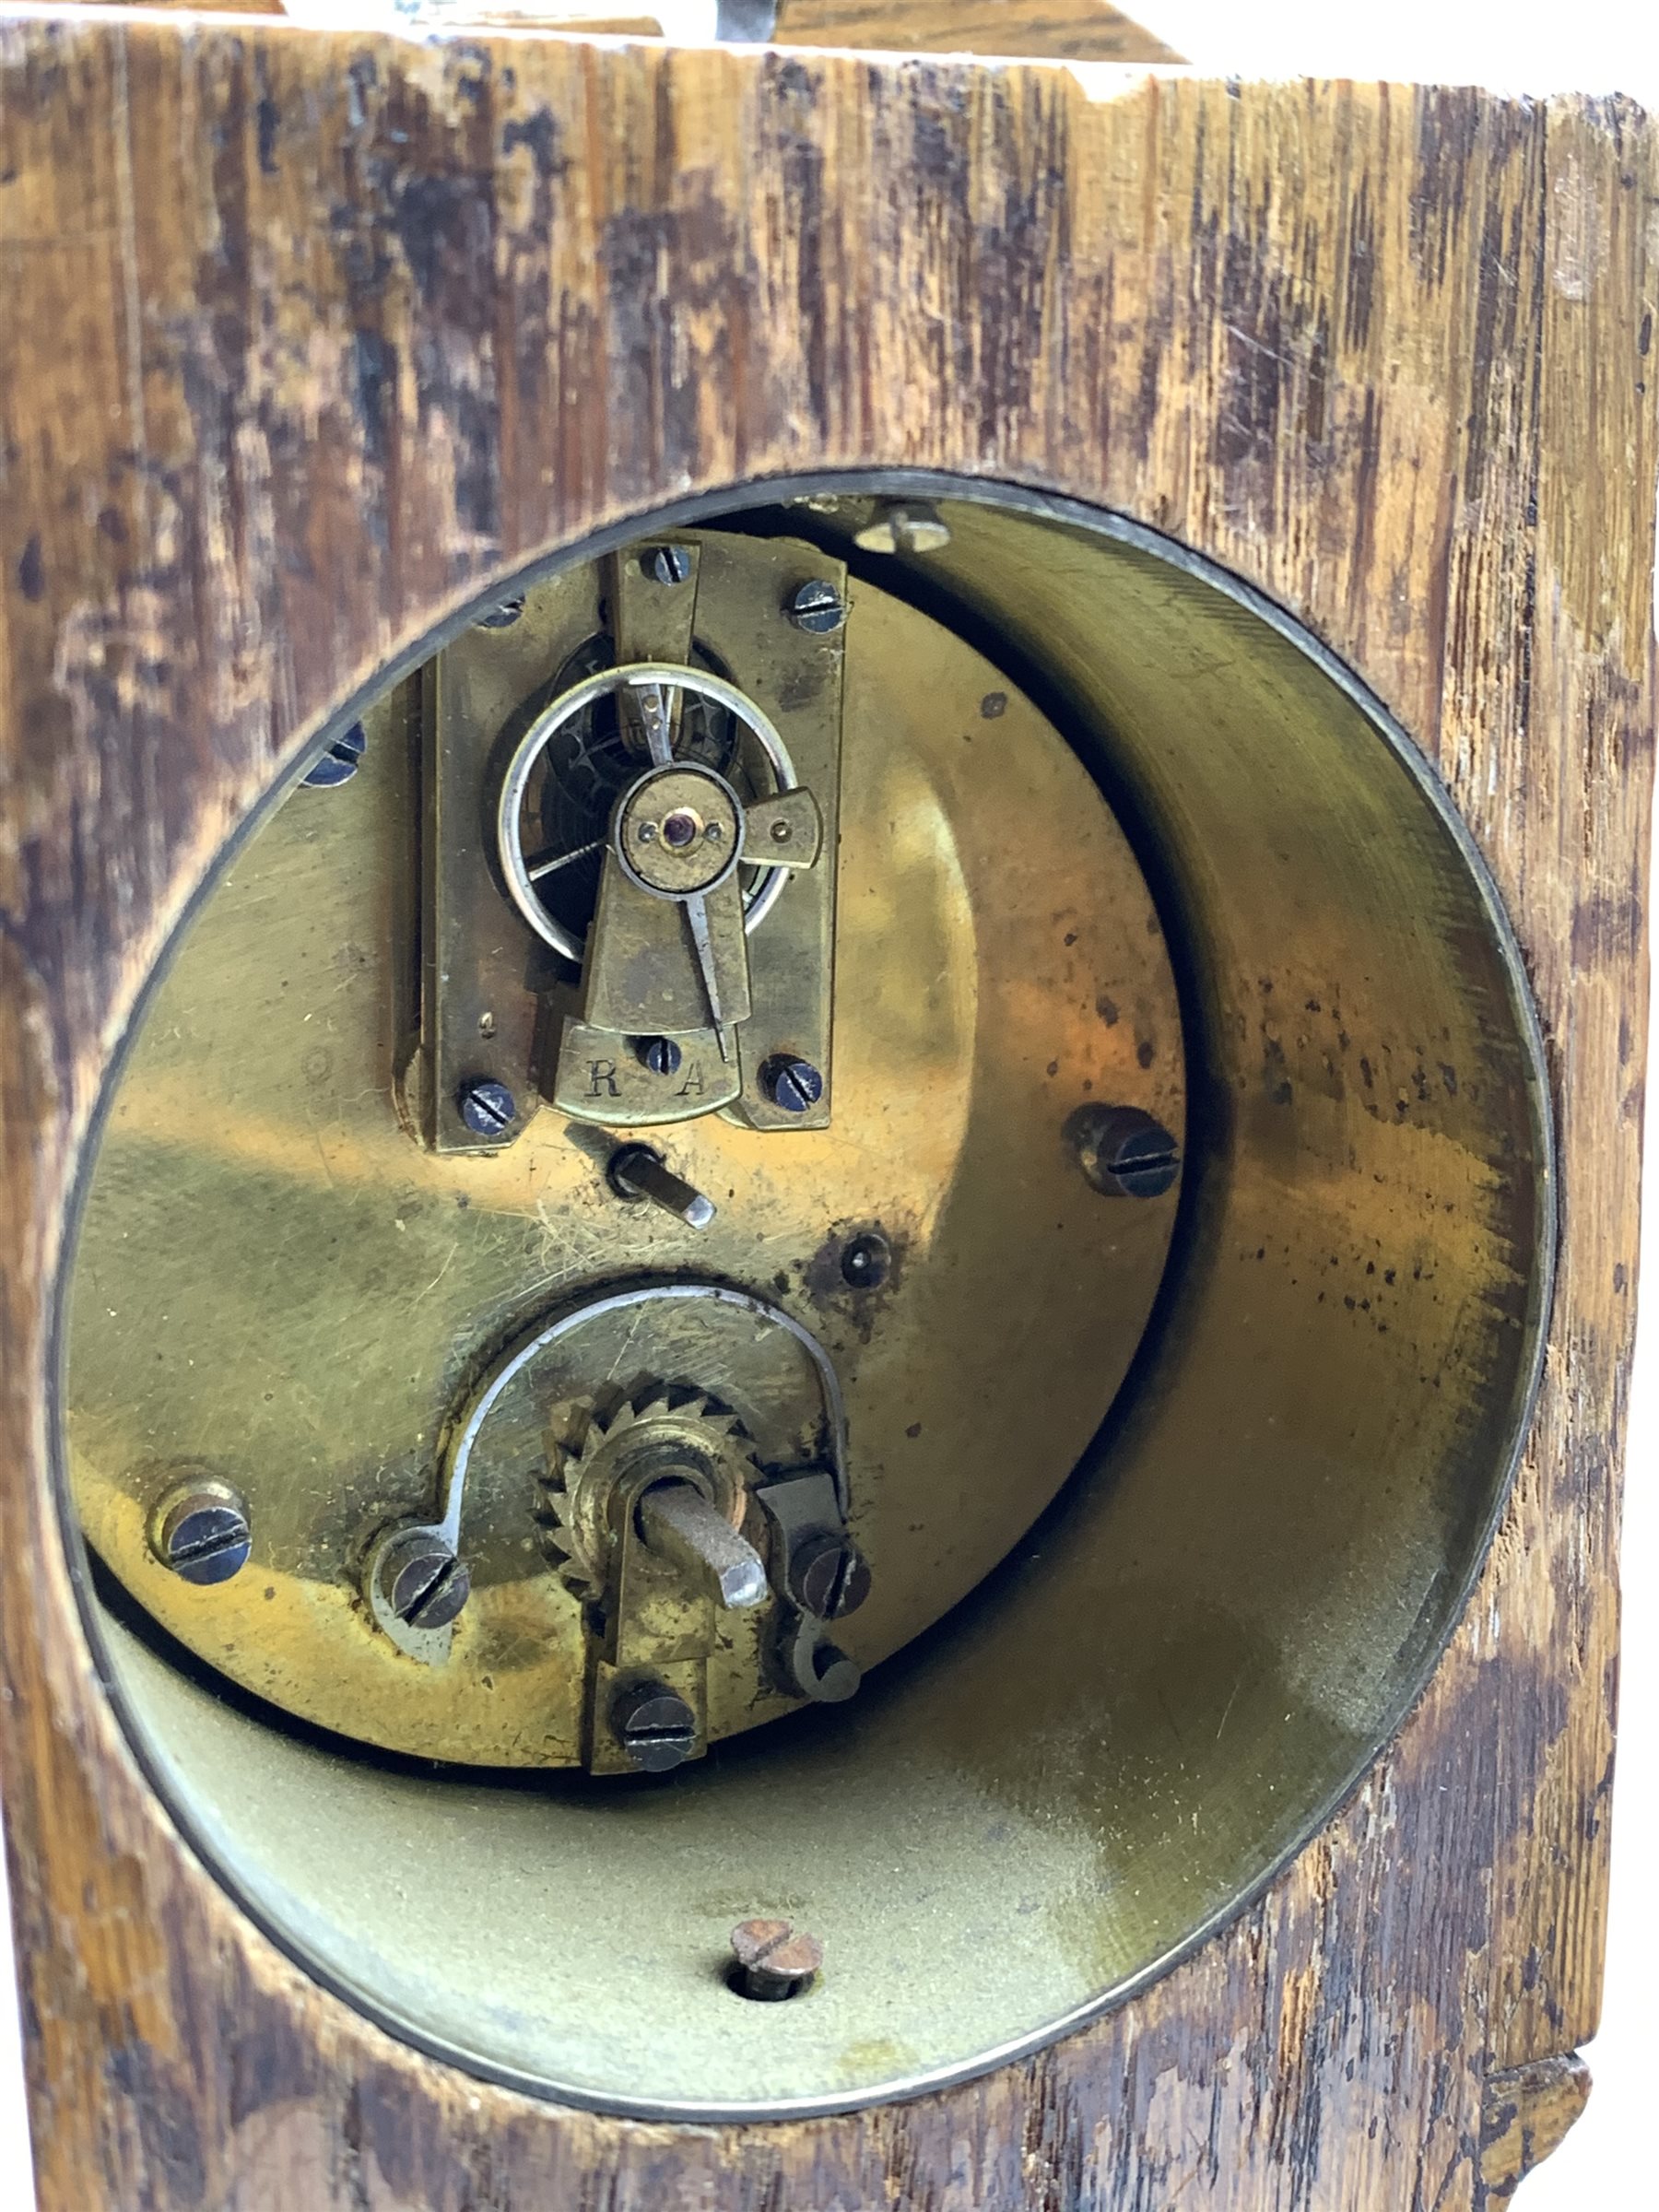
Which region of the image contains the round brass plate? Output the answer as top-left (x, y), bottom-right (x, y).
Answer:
top-left (65, 555), bottom-right (1185, 1765)
top-left (64, 484), bottom-right (1548, 2122)
top-left (617, 764), bottom-right (744, 895)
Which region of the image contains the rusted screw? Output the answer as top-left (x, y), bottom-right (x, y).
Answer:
top-left (1068, 1104), bottom-right (1181, 1199)
top-left (151, 1483), bottom-right (252, 1586)
top-left (376, 1530), bottom-right (471, 1630)
top-left (646, 544), bottom-right (692, 585)
top-left (785, 579), bottom-right (846, 635)
top-left (611, 1678), bottom-right (698, 1773)
top-left (789, 1533), bottom-right (872, 1620)
top-left (728, 1919), bottom-right (824, 2002)
top-left (763, 1054), bottom-right (824, 1114)
top-left (301, 723), bottom-right (366, 789)
top-left (456, 1076), bottom-right (518, 1137)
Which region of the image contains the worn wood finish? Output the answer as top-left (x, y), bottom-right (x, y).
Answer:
top-left (0, 18), bottom-right (1653, 2208)
top-left (775, 0), bottom-right (1182, 63)
top-left (1479, 2056), bottom-right (1594, 2204)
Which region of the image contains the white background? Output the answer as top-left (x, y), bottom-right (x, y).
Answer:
top-left (1, 4), bottom-right (1655, 2205)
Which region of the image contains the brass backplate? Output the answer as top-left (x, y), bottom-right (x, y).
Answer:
top-left (65, 554), bottom-right (1185, 1766)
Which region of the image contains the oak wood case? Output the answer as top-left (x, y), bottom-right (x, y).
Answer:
top-left (0, 15), bottom-right (1653, 2207)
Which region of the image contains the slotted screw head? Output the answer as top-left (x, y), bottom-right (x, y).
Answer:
top-left (646, 544), bottom-right (692, 585)
top-left (637, 1036), bottom-right (684, 1077)
top-left (785, 579), bottom-right (846, 634)
top-left (1069, 1104), bottom-right (1182, 1199)
top-left (610, 1679), bottom-right (698, 1773)
top-left (376, 1531), bottom-right (472, 1630)
top-left (475, 594), bottom-right (525, 629)
top-left (151, 1483), bottom-right (252, 1586)
top-left (789, 1533), bottom-right (872, 1620)
top-left (729, 1919), bottom-right (824, 2002)
top-left (301, 723), bottom-right (366, 789)
top-left (456, 1076), bottom-right (517, 1137)
top-left (762, 1055), bottom-right (824, 1114)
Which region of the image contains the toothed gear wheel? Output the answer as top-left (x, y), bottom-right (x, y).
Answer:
top-left (540, 1388), bottom-right (759, 1601)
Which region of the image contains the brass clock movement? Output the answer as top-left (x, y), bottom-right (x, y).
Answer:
top-left (0, 6), bottom-right (1651, 2209)
top-left (51, 477), bottom-right (1558, 2125)
top-left (66, 515), bottom-right (1186, 1780)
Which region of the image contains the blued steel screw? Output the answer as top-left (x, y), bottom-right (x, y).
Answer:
top-left (152, 1485), bottom-right (252, 1586)
top-left (385, 1536), bottom-right (471, 1630)
top-left (646, 544), bottom-right (692, 585)
top-left (1069, 1104), bottom-right (1182, 1199)
top-left (728, 1919), bottom-right (824, 2002)
top-left (841, 1231), bottom-right (891, 1290)
top-left (302, 723), bottom-right (366, 789)
top-left (637, 1036), bottom-right (684, 1077)
top-left (789, 1533), bottom-right (872, 1620)
top-left (611, 1679), bottom-right (699, 1773)
top-left (763, 1055), bottom-right (825, 1114)
top-left (475, 594), bottom-right (525, 629)
top-left (456, 1076), bottom-right (518, 1137)
top-left (785, 579), bottom-right (846, 635)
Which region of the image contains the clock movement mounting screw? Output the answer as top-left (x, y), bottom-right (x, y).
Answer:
top-left (301, 722), bottom-right (366, 789)
top-left (611, 1679), bottom-right (699, 1773)
top-left (785, 579), bottom-right (846, 635)
top-left (646, 544), bottom-right (692, 585)
top-left (840, 1231), bottom-right (891, 1290)
top-left (377, 1532), bottom-right (472, 1631)
top-left (475, 594), bottom-right (525, 629)
top-left (762, 1054), bottom-right (824, 1114)
top-left (728, 1919), bottom-right (824, 2002)
top-left (788, 1533), bottom-right (873, 1620)
top-left (1069, 1104), bottom-right (1182, 1200)
top-left (151, 1483), bottom-right (252, 1586)
top-left (637, 1036), bottom-right (684, 1078)
top-left (456, 1076), bottom-right (518, 1137)
top-left (853, 499), bottom-right (953, 556)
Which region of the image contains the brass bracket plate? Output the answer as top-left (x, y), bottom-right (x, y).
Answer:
top-left (416, 568), bottom-right (603, 1154)
top-left (418, 532), bottom-right (846, 1147)
top-left (67, 556), bottom-right (1186, 1769)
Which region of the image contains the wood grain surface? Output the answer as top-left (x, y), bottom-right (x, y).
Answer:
top-left (1480, 2055), bottom-right (1594, 2203)
top-left (0, 17), bottom-right (1653, 2208)
top-left (774, 0), bottom-right (1183, 62)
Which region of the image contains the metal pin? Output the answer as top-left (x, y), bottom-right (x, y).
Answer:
top-left (607, 1144), bottom-right (717, 1229)
top-left (640, 1480), bottom-right (769, 1610)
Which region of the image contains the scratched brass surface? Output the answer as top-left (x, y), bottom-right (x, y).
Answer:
top-left (76, 489), bottom-right (1550, 2116)
top-left (66, 561), bottom-right (1185, 1765)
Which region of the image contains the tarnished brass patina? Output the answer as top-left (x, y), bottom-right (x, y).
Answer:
top-left (65, 485), bottom-right (1550, 2120)
top-left (66, 535), bottom-right (1185, 1770)
top-left (426, 532), bottom-right (849, 1146)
